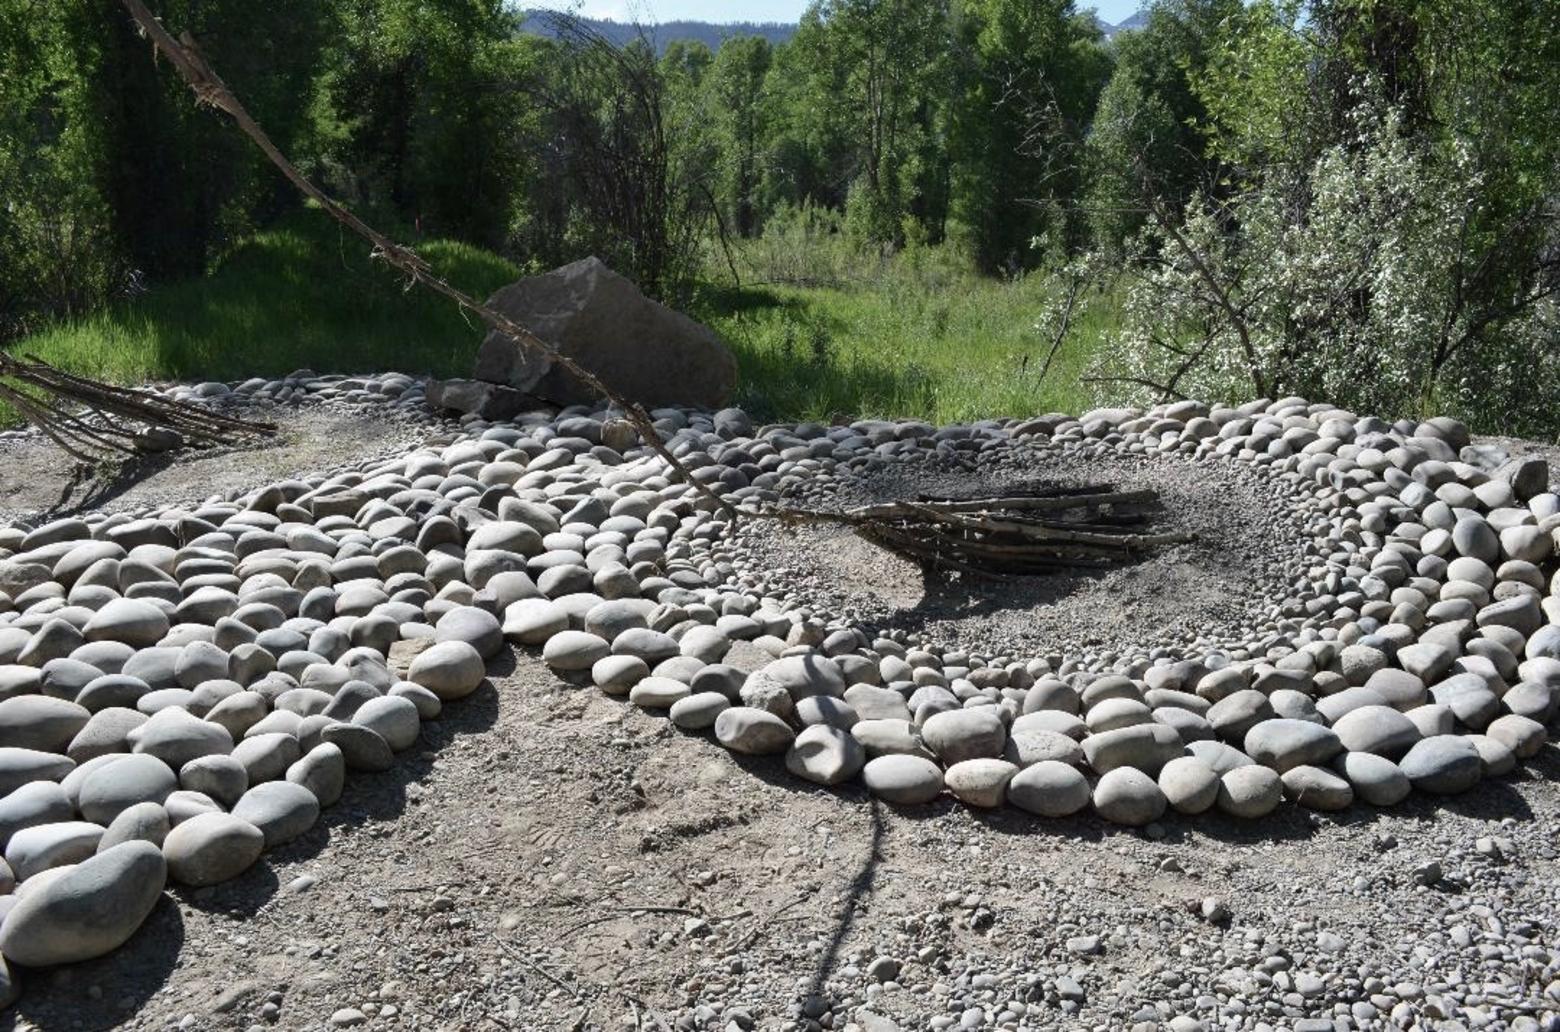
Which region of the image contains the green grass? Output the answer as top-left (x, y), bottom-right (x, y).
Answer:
top-left (14, 212), bottom-right (520, 386)
top-left (9, 214), bottom-right (1117, 428)
top-left (693, 267), bottom-right (1118, 426)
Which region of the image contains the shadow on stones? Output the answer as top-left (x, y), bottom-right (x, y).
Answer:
top-left (169, 673), bottom-right (504, 923)
top-left (10, 892), bottom-right (186, 1032)
top-left (34, 431), bottom-right (287, 521)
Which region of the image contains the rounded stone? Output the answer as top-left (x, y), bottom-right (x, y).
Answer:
top-left (795, 695), bottom-right (859, 731)
top-left (352, 695), bottom-right (422, 751)
top-left (6, 821), bottom-right (106, 881)
top-left (0, 841), bottom-right (167, 967)
top-left (434, 606), bottom-right (504, 659)
top-left (627, 676), bottom-right (691, 709)
top-left (744, 654), bottom-right (846, 701)
top-left (1331, 751), bottom-right (1411, 806)
top-left (287, 743), bottom-right (346, 807)
top-left (612, 628), bottom-right (680, 663)
top-left (231, 780), bottom-right (321, 848)
top-left (179, 755), bottom-right (249, 808)
top-left (389, 682), bottom-right (442, 719)
top-left (78, 753), bottom-right (177, 825)
top-left (784, 724), bottom-right (866, 786)
top-left (943, 758), bottom-right (1018, 808)
top-left (0, 696), bottom-right (92, 753)
top-left (321, 722), bottom-right (394, 772)
top-left (668, 691), bottom-right (729, 730)
top-left (99, 801), bottom-right (170, 851)
top-left (862, 754), bottom-right (944, 805)
top-left (1207, 689), bottom-right (1274, 742)
top-left (230, 733), bottom-right (302, 785)
top-left (502, 599), bottom-right (568, 645)
top-left (0, 781), bottom-right (73, 852)
top-left (161, 812), bottom-right (265, 887)
top-left (1485, 713), bottom-right (1546, 758)
top-left (1080, 723), bottom-right (1183, 775)
top-left (713, 707), bottom-right (795, 755)
top-left (919, 708), bottom-right (1006, 765)
top-left (1002, 728), bottom-right (1084, 768)
top-left (592, 654), bottom-right (649, 696)
top-left (82, 598), bottom-right (170, 648)
top-left (1243, 719), bottom-right (1343, 772)
top-left (1158, 755), bottom-right (1221, 815)
top-left (1399, 735), bottom-right (1483, 794)
top-left (541, 631), bottom-right (610, 671)
top-left (1331, 705), bottom-right (1421, 757)
top-left (1216, 766), bottom-right (1284, 818)
top-left (1093, 767), bottom-right (1167, 826)
top-left (204, 695), bottom-right (271, 745)
top-left (64, 706), bottom-right (145, 765)
top-left (407, 640), bottom-right (486, 700)
top-left (128, 708), bottom-right (233, 768)
top-left (163, 789), bottom-right (222, 825)
top-left (851, 719), bottom-right (935, 760)
top-left (1281, 764), bottom-right (1354, 811)
top-left (1007, 761), bottom-right (1090, 817)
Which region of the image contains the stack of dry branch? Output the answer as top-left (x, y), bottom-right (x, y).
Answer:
top-left (0, 352), bottom-right (276, 463)
top-left (777, 485), bottom-right (1195, 577)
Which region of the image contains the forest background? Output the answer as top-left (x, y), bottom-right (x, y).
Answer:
top-left (2, 0), bottom-right (1557, 433)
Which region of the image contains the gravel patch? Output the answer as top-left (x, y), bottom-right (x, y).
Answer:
top-left (731, 443), bottom-right (1309, 660)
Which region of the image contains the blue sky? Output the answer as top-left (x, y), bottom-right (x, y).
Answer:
top-left (528, 1), bottom-right (1145, 26)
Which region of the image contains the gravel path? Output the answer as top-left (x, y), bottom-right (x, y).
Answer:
top-left (0, 390), bottom-right (434, 525)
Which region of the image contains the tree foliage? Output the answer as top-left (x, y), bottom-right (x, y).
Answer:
top-left (4, 0), bottom-right (1557, 435)
top-left (1098, 0), bottom-right (1560, 433)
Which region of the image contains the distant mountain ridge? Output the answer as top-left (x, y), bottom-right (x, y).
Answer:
top-left (517, 8), bottom-right (1145, 53)
top-left (517, 10), bottom-right (796, 52)
top-left (1101, 9), bottom-right (1149, 35)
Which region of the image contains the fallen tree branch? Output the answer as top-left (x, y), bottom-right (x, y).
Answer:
top-left (774, 488), bottom-right (1194, 577)
top-left (0, 351), bottom-right (277, 461)
top-left (119, 0), bottom-right (737, 520)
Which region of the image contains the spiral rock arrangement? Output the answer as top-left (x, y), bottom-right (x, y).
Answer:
top-left (0, 374), bottom-right (1554, 1008)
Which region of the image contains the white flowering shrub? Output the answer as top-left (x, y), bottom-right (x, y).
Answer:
top-left (1098, 103), bottom-right (1560, 432)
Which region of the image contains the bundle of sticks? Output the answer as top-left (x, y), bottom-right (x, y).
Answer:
top-left (776, 484), bottom-right (1195, 578)
top-left (0, 352), bottom-right (276, 463)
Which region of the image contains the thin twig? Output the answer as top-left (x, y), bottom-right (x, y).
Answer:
top-left (495, 938), bottom-right (584, 1002)
top-left (736, 891), bottom-right (811, 950)
top-left (558, 905), bottom-right (698, 939)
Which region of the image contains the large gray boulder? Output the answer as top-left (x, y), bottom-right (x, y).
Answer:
top-left (474, 257), bottom-right (737, 408)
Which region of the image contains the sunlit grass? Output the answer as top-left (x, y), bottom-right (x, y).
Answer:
top-left (693, 266), bottom-right (1119, 425)
top-left (13, 214), bottom-right (520, 389)
top-left (8, 215), bottom-right (1119, 429)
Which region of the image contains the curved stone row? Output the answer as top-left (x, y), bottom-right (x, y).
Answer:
top-left (0, 376), bottom-right (1555, 1008)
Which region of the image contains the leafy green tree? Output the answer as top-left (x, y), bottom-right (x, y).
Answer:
top-left (792, 0), bottom-right (953, 249)
top-left (1099, 0), bottom-right (1560, 433)
top-left (947, 0), bottom-right (1111, 272)
top-left (323, 0), bottom-right (528, 247)
top-left (706, 36), bottom-right (773, 237)
top-left (1, 0), bottom-right (328, 332)
top-left (1082, 0), bottom-right (1236, 251)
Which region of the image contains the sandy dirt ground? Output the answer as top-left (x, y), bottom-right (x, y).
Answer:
top-left (8, 646), bottom-right (1559, 1032)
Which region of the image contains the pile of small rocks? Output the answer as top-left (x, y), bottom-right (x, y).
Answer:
top-left (0, 375), bottom-right (1555, 1014)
